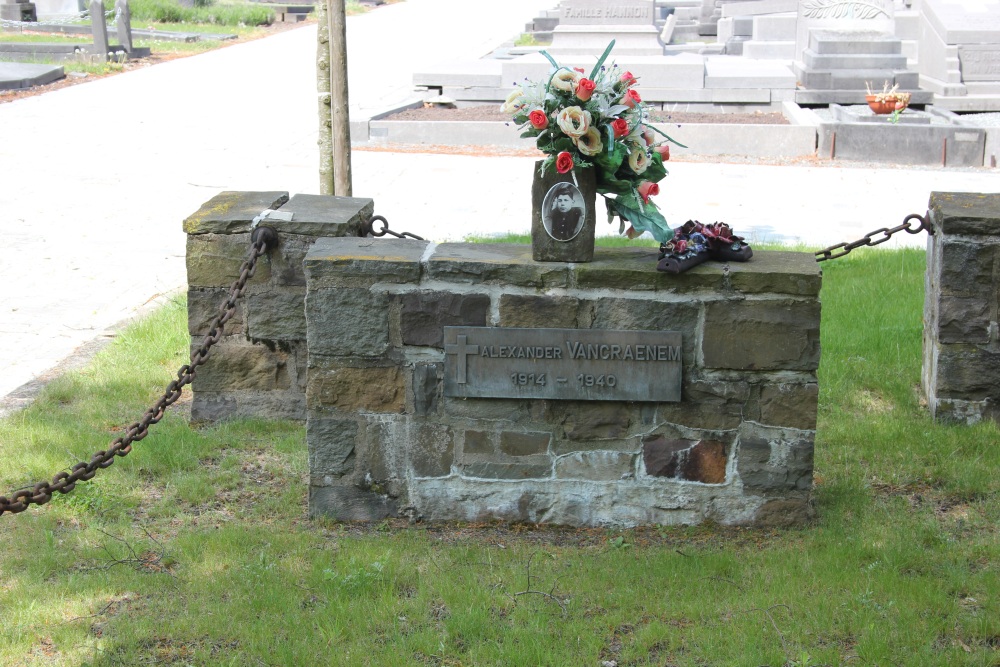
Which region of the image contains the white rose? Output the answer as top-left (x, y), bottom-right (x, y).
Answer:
top-left (556, 106), bottom-right (591, 138)
top-left (575, 126), bottom-right (604, 156)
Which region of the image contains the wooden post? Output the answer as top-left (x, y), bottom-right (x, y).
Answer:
top-left (327, 0), bottom-right (352, 196)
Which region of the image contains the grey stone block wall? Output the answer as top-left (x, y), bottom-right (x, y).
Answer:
top-left (305, 238), bottom-right (822, 527)
top-left (923, 192), bottom-right (1000, 425)
top-left (185, 191), bottom-right (373, 423)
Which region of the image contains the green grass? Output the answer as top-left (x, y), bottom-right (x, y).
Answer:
top-left (1, 250), bottom-right (998, 666)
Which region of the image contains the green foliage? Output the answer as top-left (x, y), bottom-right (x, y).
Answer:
top-left (128, 0), bottom-right (274, 26)
top-left (0, 250), bottom-right (998, 666)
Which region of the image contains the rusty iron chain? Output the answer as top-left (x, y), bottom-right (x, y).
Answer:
top-left (0, 225), bottom-right (278, 517)
top-left (360, 214), bottom-right (424, 241)
top-left (815, 212), bottom-right (932, 262)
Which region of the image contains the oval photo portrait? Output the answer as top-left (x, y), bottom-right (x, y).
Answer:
top-left (542, 182), bottom-right (585, 242)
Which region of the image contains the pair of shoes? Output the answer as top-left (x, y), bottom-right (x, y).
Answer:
top-left (702, 222), bottom-right (753, 262)
top-left (656, 219), bottom-right (752, 274)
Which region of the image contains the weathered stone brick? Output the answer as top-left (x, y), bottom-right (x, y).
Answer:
top-left (573, 246), bottom-right (723, 292)
top-left (939, 242), bottom-right (997, 297)
top-left (267, 234), bottom-right (316, 287)
top-left (277, 193), bottom-right (373, 237)
top-left (410, 423), bottom-right (455, 478)
top-left (462, 459), bottom-right (553, 480)
top-left (737, 430), bottom-right (814, 493)
top-left (657, 380), bottom-right (750, 431)
top-left (400, 291), bottom-right (490, 347)
top-left (752, 498), bottom-right (815, 527)
top-left (305, 237), bottom-right (426, 288)
top-left (936, 296), bottom-right (993, 344)
top-left (191, 341), bottom-right (290, 392)
top-left (935, 347), bottom-right (1000, 400)
top-left (309, 366), bottom-right (405, 413)
top-left (642, 437), bottom-right (728, 484)
top-left (555, 402), bottom-right (632, 441)
top-left (412, 363), bottom-right (442, 416)
top-left (306, 288), bottom-right (389, 357)
top-left (759, 383), bottom-right (819, 430)
top-left (727, 251), bottom-right (821, 296)
top-left (188, 287), bottom-right (245, 336)
top-left (500, 431), bottom-right (551, 456)
top-left (309, 485), bottom-right (397, 521)
top-left (183, 190), bottom-right (289, 234)
top-left (426, 243), bottom-right (571, 288)
top-left (442, 397), bottom-right (534, 421)
top-left (463, 430), bottom-right (493, 455)
top-left (187, 233), bottom-right (271, 287)
top-left (930, 191), bottom-right (1000, 237)
top-left (246, 290), bottom-right (306, 341)
top-left (498, 294), bottom-right (582, 328)
top-left (703, 300), bottom-right (821, 371)
top-left (555, 451), bottom-right (636, 481)
top-left (308, 418), bottom-right (358, 478)
top-left (587, 297), bottom-right (699, 364)
top-left (551, 438), bottom-right (638, 455)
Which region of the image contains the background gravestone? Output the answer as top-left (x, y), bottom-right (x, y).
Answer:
top-left (918, 0), bottom-right (1000, 111)
top-left (547, 0), bottom-right (664, 55)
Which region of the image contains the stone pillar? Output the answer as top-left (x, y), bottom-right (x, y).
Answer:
top-left (184, 191), bottom-right (373, 423)
top-left (922, 192), bottom-right (1000, 425)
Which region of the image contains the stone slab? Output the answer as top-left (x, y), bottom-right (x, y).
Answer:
top-left (921, 0), bottom-right (1000, 46)
top-left (276, 193), bottom-right (374, 237)
top-left (741, 41), bottom-right (795, 60)
top-left (704, 56), bottom-right (796, 88)
top-left (721, 0), bottom-right (795, 17)
top-left (752, 13), bottom-right (796, 41)
top-left (501, 52), bottom-right (706, 91)
top-left (818, 122), bottom-right (985, 166)
top-left (0, 62), bottom-right (64, 90)
top-left (412, 59), bottom-right (503, 88)
top-left (182, 191), bottom-right (290, 234)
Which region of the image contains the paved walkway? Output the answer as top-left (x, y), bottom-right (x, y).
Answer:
top-left (0, 0), bottom-right (997, 405)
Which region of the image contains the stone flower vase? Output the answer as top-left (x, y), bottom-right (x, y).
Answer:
top-left (531, 160), bottom-right (597, 262)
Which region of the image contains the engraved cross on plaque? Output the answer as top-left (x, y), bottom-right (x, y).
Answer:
top-left (444, 334), bottom-right (479, 384)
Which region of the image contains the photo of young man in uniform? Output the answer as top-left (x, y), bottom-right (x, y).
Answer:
top-left (543, 182), bottom-right (585, 241)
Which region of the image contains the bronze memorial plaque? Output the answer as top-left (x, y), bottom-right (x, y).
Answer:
top-left (444, 327), bottom-right (682, 402)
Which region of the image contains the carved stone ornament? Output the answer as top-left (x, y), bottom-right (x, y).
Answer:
top-left (801, 0), bottom-right (890, 19)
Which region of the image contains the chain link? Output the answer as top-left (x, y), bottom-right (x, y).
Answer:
top-left (359, 215), bottom-right (424, 241)
top-left (814, 213), bottom-right (932, 262)
top-left (0, 225), bottom-right (277, 517)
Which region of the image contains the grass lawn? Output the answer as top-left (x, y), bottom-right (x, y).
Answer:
top-left (1, 247), bottom-right (997, 666)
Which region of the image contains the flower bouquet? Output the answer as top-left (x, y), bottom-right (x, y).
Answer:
top-left (502, 40), bottom-right (683, 244)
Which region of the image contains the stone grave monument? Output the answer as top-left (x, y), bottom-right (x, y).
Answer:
top-left (791, 0), bottom-right (930, 104)
top-left (185, 191), bottom-right (822, 528)
top-left (917, 0), bottom-right (1000, 111)
top-left (0, 0), bottom-right (37, 21)
top-left (547, 0), bottom-right (665, 55)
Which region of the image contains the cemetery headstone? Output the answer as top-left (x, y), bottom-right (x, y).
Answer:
top-left (918, 0), bottom-right (1000, 111)
top-left (90, 0), bottom-right (109, 58)
top-left (115, 0), bottom-right (131, 53)
top-left (547, 0), bottom-right (664, 55)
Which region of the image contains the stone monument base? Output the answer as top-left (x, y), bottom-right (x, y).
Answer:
top-left (547, 25), bottom-right (664, 56)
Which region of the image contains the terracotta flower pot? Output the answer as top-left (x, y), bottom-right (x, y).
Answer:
top-left (866, 95), bottom-right (906, 115)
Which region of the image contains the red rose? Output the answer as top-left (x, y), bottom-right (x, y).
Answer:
top-left (612, 118), bottom-right (629, 138)
top-left (620, 71), bottom-right (636, 87)
top-left (642, 126), bottom-right (656, 146)
top-left (637, 181), bottom-right (659, 204)
top-left (555, 151), bottom-right (574, 174)
top-left (576, 78), bottom-right (596, 102)
top-left (621, 88), bottom-right (642, 108)
top-left (529, 109), bottom-right (548, 130)
top-left (655, 143), bottom-right (670, 161)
